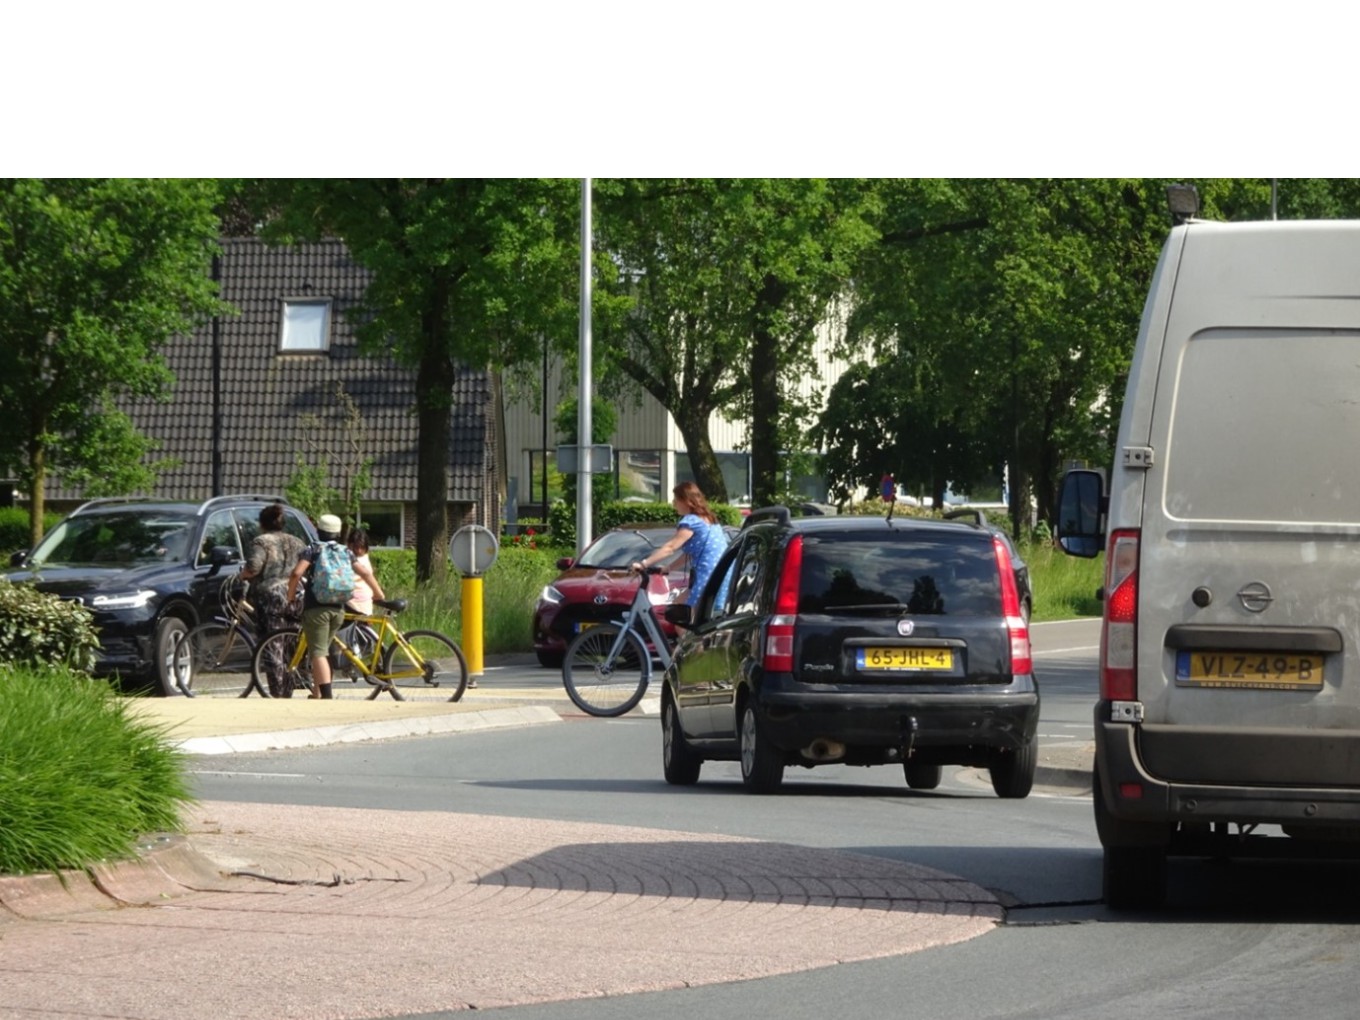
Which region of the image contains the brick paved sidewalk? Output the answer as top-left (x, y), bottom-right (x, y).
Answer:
top-left (0, 801), bottom-right (1001, 1020)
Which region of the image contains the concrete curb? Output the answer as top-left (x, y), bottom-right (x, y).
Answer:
top-left (175, 704), bottom-right (562, 755)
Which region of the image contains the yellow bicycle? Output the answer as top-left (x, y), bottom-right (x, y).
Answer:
top-left (250, 598), bottom-right (469, 702)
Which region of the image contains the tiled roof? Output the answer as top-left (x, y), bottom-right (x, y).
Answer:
top-left (49, 238), bottom-right (493, 506)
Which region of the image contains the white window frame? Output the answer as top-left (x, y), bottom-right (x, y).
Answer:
top-left (280, 298), bottom-right (332, 353)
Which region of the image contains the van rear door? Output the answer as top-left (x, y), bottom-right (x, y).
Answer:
top-left (1134, 221), bottom-right (1360, 787)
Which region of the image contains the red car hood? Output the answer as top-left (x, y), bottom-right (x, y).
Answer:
top-left (549, 565), bottom-right (687, 604)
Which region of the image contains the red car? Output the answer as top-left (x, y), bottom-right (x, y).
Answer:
top-left (532, 524), bottom-right (693, 668)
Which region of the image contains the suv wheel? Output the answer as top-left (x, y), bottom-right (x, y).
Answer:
top-left (662, 695), bottom-right (702, 785)
top-left (989, 739), bottom-right (1036, 798)
top-left (154, 616), bottom-right (190, 697)
top-left (739, 703), bottom-right (784, 794)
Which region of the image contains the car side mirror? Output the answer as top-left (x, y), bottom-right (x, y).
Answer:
top-left (10, 550), bottom-right (27, 567)
top-left (664, 603), bottom-right (694, 629)
top-left (206, 545), bottom-right (241, 576)
top-left (556, 556), bottom-right (575, 570)
top-left (1056, 469), bottom-right (1107, 558)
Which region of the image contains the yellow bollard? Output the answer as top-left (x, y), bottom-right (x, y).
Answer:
top-left (461, 574), bottom-right (484, 688)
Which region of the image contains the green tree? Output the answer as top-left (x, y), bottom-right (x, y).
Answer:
top-left (0, 178), bottom-right (224, 545)
top-left (594, 179), bottom-right (880, 504)
top-left (249, 179), bottom-right (580, 583)
top-left (827, 179), bottom-right (1212, 531)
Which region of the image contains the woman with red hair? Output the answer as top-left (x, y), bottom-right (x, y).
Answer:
top-left (631, 481), bottom-right (730, 611)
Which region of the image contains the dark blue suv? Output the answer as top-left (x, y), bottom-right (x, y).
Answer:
top-left (5, 496), bottom-right (316, 695)
top-left (661, 507), bottom-right (1039, 796)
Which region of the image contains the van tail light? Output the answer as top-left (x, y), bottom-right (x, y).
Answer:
top-left (994, 537), bottom-right (1032, 675)
top-left (1101, 529), bottom-right (1139, 702)
top-left (763, 535), bottom-right (803, 673)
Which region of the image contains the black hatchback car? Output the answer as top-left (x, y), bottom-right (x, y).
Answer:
top-left (660, 507), bottom-right (1039, 796)
top-left (5, 495), bottom-right (316, 695)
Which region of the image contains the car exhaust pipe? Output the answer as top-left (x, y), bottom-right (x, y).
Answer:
top-left (802, 738), bottom-right (846, 762)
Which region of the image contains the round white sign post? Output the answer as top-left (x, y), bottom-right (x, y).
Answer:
top-left (449, 525), bottom-right (499, 694)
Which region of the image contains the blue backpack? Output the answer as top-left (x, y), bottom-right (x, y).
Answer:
top-left (310, 541), bottom-right (357, 605)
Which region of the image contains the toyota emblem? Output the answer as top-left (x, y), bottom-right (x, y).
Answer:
top-left (593, 594), bottom-right (609, 605)
top-left (896, 619), bottom-right (915, 637)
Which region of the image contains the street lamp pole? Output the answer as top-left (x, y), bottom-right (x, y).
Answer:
top-left (576, 178), bottom-right (593, 555)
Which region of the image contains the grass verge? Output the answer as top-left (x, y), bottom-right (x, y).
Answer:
top-left (0, 665), bottom-right (194, 875)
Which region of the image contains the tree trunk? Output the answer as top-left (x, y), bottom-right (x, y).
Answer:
top-left (415, 287), bottom-right (454, 586)
top-left (750, 275), bottom-right (785, 506)
top-left (674, 403), bottom-right (727, 503)
top-left (28, 441), bottom-right (45, 550)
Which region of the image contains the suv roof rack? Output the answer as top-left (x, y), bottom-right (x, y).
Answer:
top-left (742, 505), bottom-right (793, 529)
top-left (196, 494), bottom-right (288, 515)
top-left (69, 496), bottom-right (176, 515)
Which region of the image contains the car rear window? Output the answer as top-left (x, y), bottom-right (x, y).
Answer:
top-left (797, 534), bottom-right (1001, 616)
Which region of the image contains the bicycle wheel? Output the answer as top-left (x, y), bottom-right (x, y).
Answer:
top-left (562, 623), bottom-right (651, 717)
top-left (251, 628), bottom-right (313, 699)
top-left (381, 630), bottom-right (469, 701)
top-left (175, 622), bottom-right (255, 697)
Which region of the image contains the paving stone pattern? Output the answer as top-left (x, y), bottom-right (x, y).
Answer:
top-left (0, 801), bottom-right (1001, 1019)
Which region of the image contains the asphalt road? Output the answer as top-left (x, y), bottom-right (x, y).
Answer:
top-left (186, 618), bottom-right (1360, 1020)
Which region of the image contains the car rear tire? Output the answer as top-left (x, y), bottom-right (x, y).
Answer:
top-left (154, 616), bottom-right (190, 697)
top-left (739, 703), bottom-right (784, 794)
top-left (904, 761), bottom-right (943, 790)
top-left (989, 738), bottom-right (1036, 798)
top-left (662, 695), bottom-right (702, 785)
top-left (536, 649), bottom-right (564, 669)
top-left (1093, 765), bottom-right (1170, 910)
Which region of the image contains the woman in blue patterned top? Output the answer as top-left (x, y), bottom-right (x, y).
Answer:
top-left (631, 481), bottom-right (730, 611)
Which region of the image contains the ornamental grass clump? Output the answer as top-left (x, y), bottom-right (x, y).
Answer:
top-left (0, 664), bottom-right (194, 875)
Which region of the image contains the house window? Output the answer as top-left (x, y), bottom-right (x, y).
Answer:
top-left (280, 299), bottom-right (332, 352)
top-left (357, 503), bottom-right (404, 548)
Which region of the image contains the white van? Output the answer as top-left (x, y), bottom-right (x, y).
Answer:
top-left (1058, 219), bottom-right (1360, 908)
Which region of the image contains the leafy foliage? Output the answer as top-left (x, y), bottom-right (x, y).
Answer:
top-left (593, 179), bottom-right (881, 503)
top-left (0, 178), bottom-right (226, 545)
top-left (247, 178), bottom-right (581, 585)
top-left (821, 178), bottom-right (1302, 529)
top-left (0, 508), bottom-right (62, 559)
top-left (0, 578), bottom-right (100, 673)
top-left (0, 664), bottom-right (193, 874)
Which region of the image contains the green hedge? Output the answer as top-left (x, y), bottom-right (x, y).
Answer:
top-left (0, 507), bottom-right (63, 560)
top-left (548, 499), bottom-right (742, 548)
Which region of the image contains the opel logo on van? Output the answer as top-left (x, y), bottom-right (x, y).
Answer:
top-left (1236, 581), bottom-right (1274, 613)
top-left (897, 619), bottom-right (915, 636)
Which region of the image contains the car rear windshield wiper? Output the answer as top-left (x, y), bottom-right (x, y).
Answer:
top-left (811, 602), bottom-right (915, 614)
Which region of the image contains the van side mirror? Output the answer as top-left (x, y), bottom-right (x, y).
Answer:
top-left (1056, 469), bottom-right (1106, 558)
